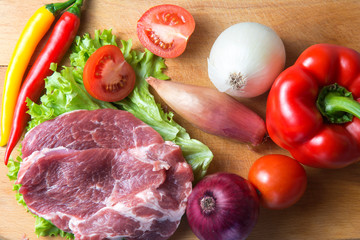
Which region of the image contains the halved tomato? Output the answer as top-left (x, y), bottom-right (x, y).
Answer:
top-left (137, 4), bottom-right (195, 58)
top-left (83, 45), bottom-right (136, 102)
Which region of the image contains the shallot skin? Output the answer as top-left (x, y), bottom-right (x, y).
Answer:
top-left (146, 77), bottom-right (266, 145)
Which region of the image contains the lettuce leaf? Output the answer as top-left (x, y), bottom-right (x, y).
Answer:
top-left (28, 29), bottom-right (213, 179)
top-left (8, 29), bottom-right (213, 238)
top-left (116, 41), bottom-right (213, 179)
top-left (26, 64), bottom-right (116, 130)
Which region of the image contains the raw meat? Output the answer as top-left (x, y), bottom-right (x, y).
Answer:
top-left (22, 109), bottom-right (165, 158)
top-left (17, 109), bottom-right (193, 240)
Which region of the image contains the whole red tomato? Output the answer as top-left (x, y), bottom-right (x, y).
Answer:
top-left (248, 154), bottom-right (307, 209)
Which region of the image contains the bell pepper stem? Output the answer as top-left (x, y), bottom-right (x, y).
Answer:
top-left (46, 0), bottom-right (76, 15)
top-left (317, 83), bottom-right (360, 123)
top-left (324, 93), bottom-right (360, 118)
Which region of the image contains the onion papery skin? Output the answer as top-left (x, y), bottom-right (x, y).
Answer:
top-left (208, 22), bottom-right (286, 98)
top-left (186, 172), bottom-right (260, 240)
top-left (146, 77), bottom-right (266, 145)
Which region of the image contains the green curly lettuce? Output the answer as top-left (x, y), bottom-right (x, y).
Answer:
top-left (8, 29), bottom-right (213, 238)
top-left (28, 29), bottom-right (213, 179)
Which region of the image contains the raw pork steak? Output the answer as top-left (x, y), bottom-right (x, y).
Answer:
top-left (17, 109), bottom-right (193, 240)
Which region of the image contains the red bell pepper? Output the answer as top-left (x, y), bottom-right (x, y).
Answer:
top-left (266, 44), bottom-right (360, 169)
top-left (4, 0), bottom-right (83, 165)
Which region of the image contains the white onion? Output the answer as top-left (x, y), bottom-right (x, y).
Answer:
top-left (207, 22), bottom-right (286, 98)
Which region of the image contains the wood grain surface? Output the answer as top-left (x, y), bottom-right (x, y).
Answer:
top-left (0, 0), bottom-right (360, 239)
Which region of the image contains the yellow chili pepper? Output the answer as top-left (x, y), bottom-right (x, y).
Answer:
top-left (0, 0), bottom-right (75, 146)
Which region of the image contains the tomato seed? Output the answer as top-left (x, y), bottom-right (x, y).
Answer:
top-left (145, 29), bottom-right (174, 50)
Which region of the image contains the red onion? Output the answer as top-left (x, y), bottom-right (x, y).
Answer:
top-left (186, 172), bottom-right (260, 240)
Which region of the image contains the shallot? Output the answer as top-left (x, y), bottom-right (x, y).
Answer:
top-left (146, 77), bottom-right (266, 145)
top-left (208, 22), bottom-right (286, 98)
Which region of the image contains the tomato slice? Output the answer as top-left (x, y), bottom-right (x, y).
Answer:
top-left (83, 45), bottom-right (136, 102)
top-left (137, 4), bottom-right (195, 58)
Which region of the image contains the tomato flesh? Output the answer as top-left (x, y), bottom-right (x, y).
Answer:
top-left (83, 45), bottom-right (136, 102)
top-left (137, 4), bottom-right (195, 58)
top-left (248, 154), bottom-right (307, 209)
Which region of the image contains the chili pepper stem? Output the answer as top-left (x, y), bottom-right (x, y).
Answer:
top-left (317, 84), bottom-right (360, 124)
top-left (46, 0), bottom-right (76, 14)
top-left (67, 0), bottom-right (84, 16)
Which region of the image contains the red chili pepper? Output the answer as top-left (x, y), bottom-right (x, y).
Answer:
top-left (266, 44), bottom-right (360, 169)
top-left (4, 0), bottom-right (84, 165)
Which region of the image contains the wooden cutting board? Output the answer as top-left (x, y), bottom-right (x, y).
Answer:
top-left (0, 0), bottom-right (360, 239)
